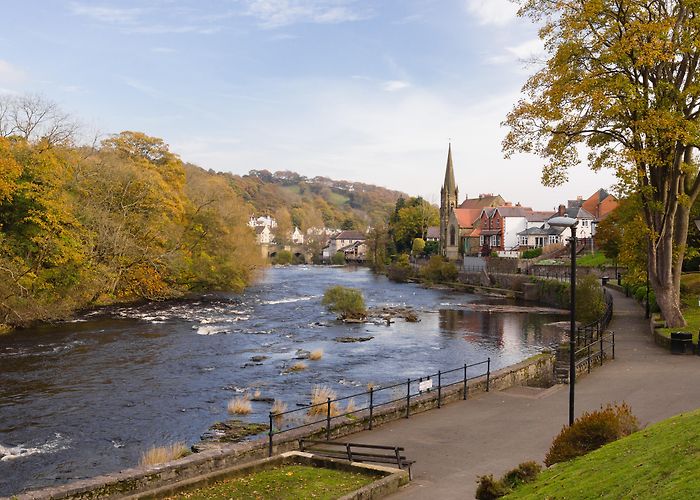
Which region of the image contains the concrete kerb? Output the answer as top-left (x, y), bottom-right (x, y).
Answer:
top-left (14, 354), bottom-right (555, 500)
top-left (129, 451), bottom-right (408, 500)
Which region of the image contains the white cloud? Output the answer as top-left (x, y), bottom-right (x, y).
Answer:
top-left (465, 0), bottom-right (519, 26)
top-left (0, 60), bottom-right (25, 85)
top-left (243, 0), bottom-right (370, 28)
top-left (69, 2), bottom-right (143, 23)
top-left (382, 80), bottom-right (410, 92)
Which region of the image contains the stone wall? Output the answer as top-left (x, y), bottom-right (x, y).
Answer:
top-left (18, 353), bottom-right (555, 500)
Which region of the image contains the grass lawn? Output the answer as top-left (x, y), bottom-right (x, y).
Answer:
top-left (576, 252), bottom-right (610, 267)
top-left (507, 409), bottom-right (700, 499)
top-left (657, 273), bottom-right (700, 342)
top-left (165, 464), bottom-right (375, 500)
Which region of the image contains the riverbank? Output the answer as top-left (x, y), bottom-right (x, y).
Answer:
top-left (0, 266), bottom-right (565, 496)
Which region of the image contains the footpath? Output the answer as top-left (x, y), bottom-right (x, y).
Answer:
top-left (345, 289), bottom-right (700, 499)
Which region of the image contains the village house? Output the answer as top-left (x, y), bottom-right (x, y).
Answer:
top-left (517, 211), bottom-right (562, 249)
top-left (322, 230), bottom-right (367, 262)
top-left (290, 226), bottom-right (304, 245)
top-left (254, 225), bottom-right (274, 245)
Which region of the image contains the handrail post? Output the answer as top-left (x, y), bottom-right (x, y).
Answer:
top-left (600, 333), bottom-right (604, 365)
top-left (612, 332), bottom-right (615, 359)
top-left (406, 378), bottom-right (410, 418)
top-left (587, 342), bottom-right (591, 373)
top-left (486, 358), bottom-right (491, 392)
top-left (268, 412), bottom-right (273, 457)
top-left (326, 397), bottom-right (331, 440)
top-left (369, 387), bottom-right (374, 430)
top-left (438, 371), bottom-right (442, 408)
top-left (463, 363), bottom-right (467, 400)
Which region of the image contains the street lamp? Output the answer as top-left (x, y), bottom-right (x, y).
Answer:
top-left (548, 216), bottom-right (579, 426)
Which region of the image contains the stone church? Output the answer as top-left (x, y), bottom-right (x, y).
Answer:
top-left (438, 145), bottom-right (504, 259)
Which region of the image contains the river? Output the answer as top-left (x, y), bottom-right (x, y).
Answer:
top-left (0, 266), bottom-right (565, 496)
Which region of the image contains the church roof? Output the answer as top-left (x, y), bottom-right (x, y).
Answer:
top-left (459, 194), bottom-right (505, 209)
top-left (453, 208), bottom-right (481, 228)
top-left (443, 143), bottom-right (457, 195)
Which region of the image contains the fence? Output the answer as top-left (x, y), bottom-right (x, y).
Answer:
top-left (575, 290), bottom-right (614, 346)
top-left (575, 330), bottom-right (615, 375)
top-left (267, 359), bottom-right (491, 456)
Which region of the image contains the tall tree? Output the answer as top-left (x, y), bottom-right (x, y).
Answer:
top-left (504, 0), bottom-right (700, 326)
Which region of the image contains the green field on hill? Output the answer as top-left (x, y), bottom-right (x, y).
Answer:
top-left (507, 409), bottom-right (700, 499)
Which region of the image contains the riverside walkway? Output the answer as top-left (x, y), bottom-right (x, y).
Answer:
top-left (345, 289), bottom-right (700, 499)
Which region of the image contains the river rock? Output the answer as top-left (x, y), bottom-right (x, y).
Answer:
top-left (194, 419), bottom-right (269, 452)
top-left (334, 336), bottom-right (374, 343)
top-left (294, 349), bottom-right (311, 359)
top-left (250, 355), bottom-right (268, 362)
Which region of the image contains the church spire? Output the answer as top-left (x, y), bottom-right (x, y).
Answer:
top-left (444, 143), bottom-right (456, 195)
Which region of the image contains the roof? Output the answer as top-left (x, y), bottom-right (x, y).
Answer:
top-left (582, 188), bottom-right (618, 220)
top-left (255, 226), bottom-right (268, 234)
top-left (495, 206), bottom-right (533, 218)
top-left (453, 208), bottom-right (482, 228)
top-left (332, 230), bottom-right (366, 241)
top-left (338, 241), bottom-right (364, 252)
top-left (526, 211), bottom-right (555, 222)
top-left (426, 226), bottom-right (440, 239)
top-left (459, 194), bottom-right (505, 209)
top-left (518, 226), bottom-right (566, 236)
top-left (563, 207), bottom-right (595, 219)
top-left (443, 144), bottom-right (457, 196)
top-left (481, 229), bottom-right (501, 236)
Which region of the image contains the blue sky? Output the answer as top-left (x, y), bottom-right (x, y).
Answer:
top-left (1, 0), bottom-right (616, 209)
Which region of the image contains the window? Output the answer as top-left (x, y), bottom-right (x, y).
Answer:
top-left (450, 226), bottom-right (456, 246)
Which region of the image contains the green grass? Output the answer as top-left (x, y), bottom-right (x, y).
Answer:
top-left (326, 191), bottom-right (350, 207)
top-left (576, 252), bottom-right (610, 267)
top-left (166, 464), bottom-right (375, 500)
top-left (657, 273), bottom-right (700, 342)
top-left (507, 409), bottom-right (700, 499)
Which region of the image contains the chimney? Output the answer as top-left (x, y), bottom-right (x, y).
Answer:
top-left (558, 204), bottom-right (566, 216)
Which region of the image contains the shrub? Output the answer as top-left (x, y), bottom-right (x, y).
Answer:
top-left (331, 251), bottom-right (346, 265)
top-left (309, 349), bottom-right (323, 361)
top-left (420, 255), bottom-right (458, 282)
top-left (308, 384), bottom-right (340, 416)
top-left (475, 474), bottom-right (509, 500)
top-left (139, 442), bottom-right (189, 467)
top-left (387, 254), bottom-right (413, 282)
top-left (412, 238), bottom-right (426, 255)
top-left (501, 461), bottom-right (542, 489)
top-left (545, 402), bottom-right (639, 466)
top-left (322, 285), bottom-right (367, 319)
top-left (522, 248), bottom-right (543, 259)
top-left (576, 273), bottom-right (606, 324)
top-left (272, 250), bottom-right (292, 265)
top-left (227, 396), bottom-right (252, 415)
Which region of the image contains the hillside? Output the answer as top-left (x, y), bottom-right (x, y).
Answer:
top-left (222, 169), bottom-right (408, 233)
top-left (507, 409), bottom-right (700, 499)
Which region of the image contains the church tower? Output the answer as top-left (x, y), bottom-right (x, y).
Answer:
top-left (439, 144), bottom-right (458, 257)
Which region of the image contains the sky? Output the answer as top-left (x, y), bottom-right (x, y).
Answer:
top-left (0, 0), bottom-right (618, 210)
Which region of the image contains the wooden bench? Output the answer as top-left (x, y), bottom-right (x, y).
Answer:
top-left (299, 439), bottom-right (415, 479)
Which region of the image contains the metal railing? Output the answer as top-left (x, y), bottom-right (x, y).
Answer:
top-left (575, 290), bottom-right (614, 346)
top-left (575, 330), bottom-right (615, 374)
top-left (267, 358), bottom-right (491, 456)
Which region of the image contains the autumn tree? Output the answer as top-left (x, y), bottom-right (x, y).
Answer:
top-left (505, 0), bottom-right (700, 326)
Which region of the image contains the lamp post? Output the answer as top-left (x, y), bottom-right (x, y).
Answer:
top-left (549, 216), bottom-right (579, 426)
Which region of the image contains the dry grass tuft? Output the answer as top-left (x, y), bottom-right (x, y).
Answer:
top-left (366, 382), bottom-right (376, 391)
top-left (271, 400), bottom-right (288, 427)
top-left (344, 398), bottom-right (357, 416)
top-left (309, 349), bottom-right (323, 361)
top-left (228, 396), bottom-right (252, 415)
top-left (139, 442), bottom-right (189, 467)
top-left (308, 384), bottom-right (340, 416)
top-left (290, 361), bottom-right (307, 372)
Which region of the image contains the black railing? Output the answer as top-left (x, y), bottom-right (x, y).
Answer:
top-left (267, 359), bottom-right (491, 456)
top-left (575, 290), bottom-right (614, 346)
top-left (575, 330), bottom-right (615, 374)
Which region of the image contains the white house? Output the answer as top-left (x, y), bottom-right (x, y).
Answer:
top-left (254, 225), bottom-right (274, 245)
top-left (248, 215), bottom-right (277, 229)
top-left (291, 226), bottom-right (304, 245)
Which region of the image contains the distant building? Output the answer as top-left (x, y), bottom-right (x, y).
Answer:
top-left (322, 230), bottom-right (366, 262)
top-left (248, 215), bottom-right (277, 229)
top-left (254, 225), bottom-right (274, 245)
top-left (291, 226), bottom-right (304, 245)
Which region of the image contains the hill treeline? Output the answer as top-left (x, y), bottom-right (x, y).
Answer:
top-left (226, 170), bottom-right (406, 240)
top-left (0, 96), bottom-right (262, 328)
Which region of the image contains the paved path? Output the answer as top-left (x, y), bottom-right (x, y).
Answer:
top-left (344, 289), bottom-right (700, 499)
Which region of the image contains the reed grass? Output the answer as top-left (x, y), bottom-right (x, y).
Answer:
top-left (228, 396), bottom-right (252, 415)
top-left (139, 442), bottom-right (189, 467)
